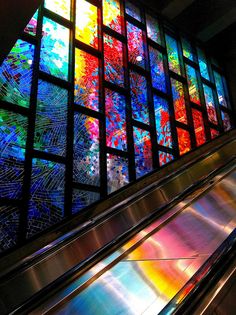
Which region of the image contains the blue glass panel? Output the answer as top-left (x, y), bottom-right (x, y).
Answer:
top-left (72, 190), bottom-right (100, 214)
top-left (149, 46), bottom-right (166, 92)
top-left (0, 205), bottom-right (19, 253)
top-left (197, 47), bottom-right (210, 80)
top-left (125, 1), bottom-right (141, 21)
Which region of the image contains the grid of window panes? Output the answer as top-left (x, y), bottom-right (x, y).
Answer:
top-left (0, 0), bottom-right (234, 253)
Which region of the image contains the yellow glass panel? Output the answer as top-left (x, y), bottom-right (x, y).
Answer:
top-left (44, 0), bottom-right (71, 20)
top-left (103, 0), bottom-right (122, 33)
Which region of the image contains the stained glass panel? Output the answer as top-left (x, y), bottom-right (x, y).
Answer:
top-left (103, 0), bottom-right (122, 33)
top-left (149, 46), bottom-right (166, 92)
top-left (165, 34), bottom-right (181, 75)
top-left (182, 38), bottom-right (194, 61)
top-left (74, 49), bottom-right (99, 111)
top-left (72, 189), bottom-right (100, 214)
top-left (0, 205), bottom-right (19, 252)
top-left (40, 17), bottom-right (69, 81)
top-left (106, 89), bottom-right (127, 151)
top-left (34, 80), bottom-right (68, 156)
top-left (107, 154), bottom-right (129, 193)
top-left (27, 159), bottom-right (65, 238)
top-left (146, 14), bottom-right (161, 45)
top-left (74, 113), bottom-right (100, 186)
top-left (76, 0), bottom-right (98, 49)
top-left (192, 108), bottom-right (206, 147)
top-left (197, 48), bottom-right (210, 80)
top-left (171, 78), bottom-right (187, 124)
top-left (186, 65), bottom-right (201, 105)
top-left (104, 34), bottom-right (124, 86)
top-left (159, 151), bottom-right (174, 167)
top-left (203, 84), bottom-right (218, 125)
top-left (221, 111), bottom-right (231, 131)
top-left (127, 22), bottom-right (145, 68)
top-left (210, 128), bottom-right (219, 139)
top-left (214, 71), bottom-right (228, 107)
top-left (125, 1), bottom-right (141, 21)
top-left (154, 96), bottom-right (173, 148)
top-left (0, 39), bottom-right (34, 108)
top-left (133, 127), bottom-right (153, 178)
top-left (130, 71), bottom-right (149, 124)
top-left (177, 128), bottom-right (191, 155)
top-left (24, 9), bottom-right (38, 36)
top-left (0, 109), bottom-right (27, 199)
top-left (44, 0), bottom-right (71, 19)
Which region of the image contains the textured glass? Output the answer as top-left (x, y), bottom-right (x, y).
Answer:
top-left (130, 71), bottom-right (149, 124)
top-left (154, 96), bottom-right (172, 148)
top-left (72, 189), bottom-right (100, 214)
top-left (106, 89), bottom-right (127, 151)
top-left (103, 0), bottom-right (122, 33)
top-left (44, 0), bottom-right (71, 19)
top-left (0, 109), bottom-right (27, 199)
top-left (127, 22), bottom-right (145, 68)
top-left (0, 39), bottom-right (34, 108)
top-left (133, 127), bottom-right (153, 179)
top-left (76, 0), bottom-right (98, 49)
top-left (197, 48), bottom-right (210, 80)
top-left (171, 79), bottom-right (187, 124)
top-left (125, 1), bottom-right (141, 21)
top-left (75, 49), bottom-right (99, 111)
top-left (149, 46), bottom-right (166, 92)
top-left (210, 128), bottom-right (219, 139)
top-left (221, 111), bottom-right (231, 131)
top-left (107, 154), bottom-right (129, 194)
top-left (40, 17), bottom-right (69, 81)
top-left (0, 205), bottom-right (19, 253)
top-left (203, 84), bottom-right (218, 125)
top-left (182, 38), bottom-right (194, 61)
top-left (104, 34), bottom-right (124, 86)
top-left (146, 14), bottom-right (161, 45)
top-left (214, 71), bottom-right (228, 107)
top-left (27, 159), bottom-right (65, 238)
top-left (192, 109), bottom-right (206, 147)
top-left (186, 65), bottom-right (201, 105)
top-left (24, 9), bottom-right (38, 36)
top-left (165, 34), bottom-right (181, 75)
top-left (74, 113), bottom-right (100, 186)
top-left (34, 80), bottom-right (68, 156)
top-left (177, 128), bottom-right (191, 155)
top-left (159, 151), bottom-right (174, 167)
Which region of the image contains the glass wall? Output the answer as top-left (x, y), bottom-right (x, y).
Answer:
top-left (0, 0), bottom-right (234, 253)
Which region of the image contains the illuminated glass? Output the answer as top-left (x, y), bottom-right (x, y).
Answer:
top-left (127, 22), bottom-right (145, 68)
top-left (146, 14), bottom-right (161, 45)
top-left (182, 38), bottom-right (194, 61)
top-left (24, 9), bottom-right (38, 36)
top-left (75, 49), bottom-right (99, 111)
top-left (72, 190), bottom-right (100, 214)
top-left (186, 65), bottom-right (201, 105)
top-left (197, 47), bottom-right (210, 80)
top-left (192, 109), bottom-right (206, 146)
top-left (203, 84), bottom-right (218, 125)
top-left (40, 17), bottom-right (69, 81)
top-left (159, 151), bottom-right (174, 166)
top-left (0, 39), bottom-right (34, 108)
top-left (133, 127), bottom-right (153, 178)
top-left (44, 0), bottom-right (71, 19)
top-left (177, 128), bottom-right (191, 155)
top-left (214, 71), bottom-right (228, 107)
top-left (221, 111), bottom-right (231, 131)
top-left (149, 46), bottom-right (166, 92)
top-left (105, 89), bottom-right (127, 151)
top-left (0, 205), bottom-right (19, 252)
top-left (130, 71), bottom-right (149, 124)
top-left (107, 154), bottom-right (129, 193)
top-left (103, 0), bottom-right (122, 33)
top-left (171, 79), bottom-right (187, 124)
top-left (76, 0), bottom-right (98, 49)
top-left (165, 35), bottom-right (181, 75)
top-left (125, 1), bottom-right (141, 21)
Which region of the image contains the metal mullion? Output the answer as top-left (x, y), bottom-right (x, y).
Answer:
top-left (128, 62), bottom-right (148, 77)
top-left (73, 104), bottom-right (102, 120)
top-left (43, 8), bottom-right (73, 28)
top-left (102, 25), bottom-right (126, 43)
top-left (73, 182), bottom-right (100, 193)
top-left (147, 39), bottom-right (166, 53)
top-left (20, 34), bottom-right (38, 46)
top-left (125, 15), bottom-right (144, 29)
top-left (38, 70), bottom-right (71, 89)
top-left (106, 146), bottom-right (129, 158)
top-left (33, 149), bottom-right (66, 164)
top-left (103, 80), bottom-right (128, 95)
top-left (132, 119), bottom-right (152, 131)
top-left (74, 39), bottom-right (102, 58)
top-left (157, 144), bottom-right (175, 155)
top-left (0, 101), bottom-right (29, 116)
top-left (183, 57), bottom-right (198, 68)
top-left (169, 70), bottom-right (187, 84)
top-left (152, 87), bottom-right (170, 100)
top-left (175, 120), bottom-right (191, 131)
top-left (86, 0), bottom-right (100, 7)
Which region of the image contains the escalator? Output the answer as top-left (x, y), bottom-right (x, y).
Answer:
top-left (0, 131), bottom-right (236, 314)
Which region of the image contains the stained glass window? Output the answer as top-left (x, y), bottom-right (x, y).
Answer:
top-left (127, 22), bottom-right (145, 68)
top-left (125, 1), bottom-right (141, 21)
top-left (130, 71), bottom-right (149, 124)
top-left (76, 0), bottom-right (98, 49)
top-left (34, 80), bottom-right (68, 156)
top-left (210, 128), bottom-right (219, 139)
top-left (177, 128), bottom-right (191, 155)
top-left (221, 111), bottom-right (231, 131)
top-left (197, 48), bottom-right (210, 80)
top-left (146, 14), bottom-right (161, 45)
top-left (105, 89), bottom-right (127, 151)
top-left (107, 154), bottom-right (129, 193)
top-left (159, 151), bottom-right (174, 166)
top-left (186, 65), bottom-right (201, 105)
top-left (74, 113), bottom-right (100, 186)
top-left (74, 49), bottom-right (99, 111)
top-left (24, 9), bottom-right (38, 36)
top-left (0, 205), bottom-right (19, 252)
top-left (40, 17), bottom-right (69, 81)
top-left (192, 109), bottom-right (206, 147)
top-left (72, 190), bottom-right (100, 214)
top-left (214, 71), bottom-right (228, 107)
top-left (203, 84), bottom-right (218, 125)
top-left (0, 109), bottom-right (27, 199)
top-left (154, 96), bottom-right (173, 148)
top-left (149, 46), bottom-right (166, 92)
top-left (44, 0), bottom-right (71, 20)
top-left (0, 39), bottom-right (35, 108)
top-left (171, 79), bottom-right (187, 124)
top-left (104, 34), bottom-right (124, 86)
top-left (103, 0), bottom-right (122, 34)
top-left (182, 38), bottom-right (194, 61)
top-left (165, 34), bottom-right (181, 75)
top-left (133, 127), bottom-right (153, 178)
